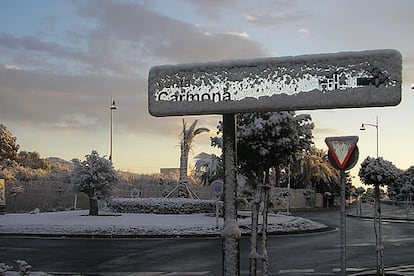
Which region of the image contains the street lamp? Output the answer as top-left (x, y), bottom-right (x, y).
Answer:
top-left (360, 115), bottom-right (378, 158)
top-left (109, 98), bottom-right (117, 164)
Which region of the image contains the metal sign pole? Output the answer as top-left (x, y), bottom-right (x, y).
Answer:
top-left (340, 170), bottom-right (346, 276)
top-left (325, 136), bottom-right (359, 276)
top-left (222, 113), bottom-right (240, 276)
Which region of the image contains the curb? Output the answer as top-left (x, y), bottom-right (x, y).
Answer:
top-left (0, 226), bottom-right (333, 239)
top-left (347, 213), bottom-right (414, 222)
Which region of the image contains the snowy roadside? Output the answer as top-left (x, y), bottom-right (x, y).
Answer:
top-left (0, 210), bottom-right (328, 237)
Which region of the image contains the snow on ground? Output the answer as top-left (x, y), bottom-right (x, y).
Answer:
top-left (0, 210), bottom-right (328, 236)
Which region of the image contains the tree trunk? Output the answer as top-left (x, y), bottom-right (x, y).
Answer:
top-left (89, 198), bottom-right (99, 216)
top-left (179, 143), bottom-right (189, 198)
top-left (249, 185), bottom-right (262, 276)
top-left (13, 196), bottom-right (17, 213)
top-left (261, 170), bottom-right (271, 276)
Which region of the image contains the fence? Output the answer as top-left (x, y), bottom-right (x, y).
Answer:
top-left (1, 179), bottom-right (324, 213)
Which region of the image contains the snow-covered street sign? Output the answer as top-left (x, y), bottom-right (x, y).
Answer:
top-left (211, 180), bottom-right (223, 195)
top-left (325, 136), bottom-right (359, 170)
top-left (148, 49), bottom-right (402, 116)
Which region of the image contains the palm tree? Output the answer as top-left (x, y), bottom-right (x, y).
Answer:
top-left (302, 147), bottom-right (339, 190)
top-left (194, 152), bottom-right (222, 185)
top-left (291, 147), bottom-right (339, 206)
top-left (166, 119), bottom-right (209, 198)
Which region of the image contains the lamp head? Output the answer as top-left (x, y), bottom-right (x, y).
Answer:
top-left (110, 99), bottom-right (117, 110)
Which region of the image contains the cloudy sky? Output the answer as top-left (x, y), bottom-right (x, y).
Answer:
top-left (1, 0), bottom-right (414, 182)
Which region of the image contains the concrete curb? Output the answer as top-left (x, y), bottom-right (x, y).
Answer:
top-left (0, 225), bottom-right (333, 239)
top-left (347, 213), bottom-right (414, 222)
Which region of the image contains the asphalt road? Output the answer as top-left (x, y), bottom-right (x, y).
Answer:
top-left (1, 208), bottom-right (414, 275)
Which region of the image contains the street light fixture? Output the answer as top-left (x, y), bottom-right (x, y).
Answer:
top-left (109, 98), bottom-right (117, 164)
top-left (360, 115), bottom-right (378, 158)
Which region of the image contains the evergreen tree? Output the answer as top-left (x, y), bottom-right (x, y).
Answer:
top-left (71, 150), bottom-right (119, 216)
top-left (17, 151), bottom-right (51, 170)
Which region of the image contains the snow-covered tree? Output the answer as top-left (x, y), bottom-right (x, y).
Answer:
top-left (71, 150), bottom-right (119, 216)
top-left (213, 111), bottom-right (313, 275)
top-left (0, 124), bottom-right (19, 164)
top-left (17, 151), bottom-right (51, 170)
top-left (237, 112), bottom-right (313, 179)
top-left (353, 186), bottom-right (366, 215)
top-left (358, 156), bottom-right (399, 276)
top-left (394, 166), bottom-right (414, 216)
top-left (193, 152), bottom-right (222, 185)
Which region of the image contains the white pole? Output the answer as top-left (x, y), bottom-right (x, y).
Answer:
top-left (287, 163), bottom-right (291, 213)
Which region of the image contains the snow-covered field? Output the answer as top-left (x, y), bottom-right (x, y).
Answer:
top-left (0, 210), bottom-right (328, 236)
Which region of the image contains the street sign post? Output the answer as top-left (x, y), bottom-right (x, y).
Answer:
top-left (325, 136), bottom-right (359, 276)
top-left (211, 180), bottom-right (223, 195)
top-left (148, 50), bottom-right (401, 276)
top-left (211, 180), bottom-right (223, 229)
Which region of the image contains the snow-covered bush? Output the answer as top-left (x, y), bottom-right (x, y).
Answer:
top-left (109, 198), bottom-right (222, 214)
top-left (0, 260), bottom-right (50, 276)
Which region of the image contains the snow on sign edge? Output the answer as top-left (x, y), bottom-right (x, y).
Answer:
top-left (147, 49), bottom-right (402, 117)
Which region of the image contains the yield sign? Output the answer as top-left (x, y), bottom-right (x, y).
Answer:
top-left (325, 136), bottom-right (359, 170)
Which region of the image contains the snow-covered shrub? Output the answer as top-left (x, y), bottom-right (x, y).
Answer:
top-left (0, 263), bottom-right (12, 276)
top-left (16, 260), bottom-right (31, 275)
top-left (108, 198), bottom-right (222, 214)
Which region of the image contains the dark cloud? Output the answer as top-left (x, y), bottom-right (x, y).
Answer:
top-left (0, 1), bottom-right (270, 75)
top-left (75, 0), bottom-right (269, 64)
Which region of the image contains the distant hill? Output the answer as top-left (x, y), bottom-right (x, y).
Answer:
top-left (48, 157), bottom-right (73, 169)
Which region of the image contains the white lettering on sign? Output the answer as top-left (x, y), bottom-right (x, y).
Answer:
top-left (154, 69), bottom-right (391, 103)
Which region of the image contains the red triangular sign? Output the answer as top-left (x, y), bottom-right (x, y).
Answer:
top-left (325, 136), bottom-right (359, 169)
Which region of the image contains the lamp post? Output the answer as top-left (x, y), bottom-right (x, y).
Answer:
top-left (360, 116), bottom-right (378, 158)
top-left (109, 98), bottom-right (117, 164)
top-left (360, 116), bottom-right (383, 274)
